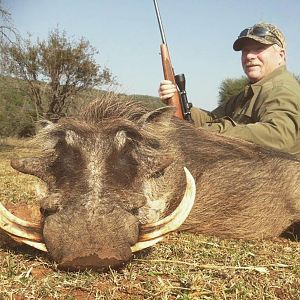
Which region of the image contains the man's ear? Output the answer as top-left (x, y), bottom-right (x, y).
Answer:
top-left (279, 47), bottom-right (286, 64)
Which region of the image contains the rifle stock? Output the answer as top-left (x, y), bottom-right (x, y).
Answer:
top-left (160, 44), bottom-right (184, 119)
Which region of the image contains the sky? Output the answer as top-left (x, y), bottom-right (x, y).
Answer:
top-left (3, 0), bottom-right (300, 111)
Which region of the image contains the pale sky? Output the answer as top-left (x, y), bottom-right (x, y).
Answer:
top-left (3, 0), bottom-right (300, 110)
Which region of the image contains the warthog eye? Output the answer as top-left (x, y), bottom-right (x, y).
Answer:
top-left (147, 139), bottom-right (160, 150)
top-left (131, 208), bottom-right (139, 216)
top-left (151, 168), bottom-right (165, 179)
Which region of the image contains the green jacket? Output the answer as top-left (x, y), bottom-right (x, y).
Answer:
top-left (191, 66), bottom-right (300, 158)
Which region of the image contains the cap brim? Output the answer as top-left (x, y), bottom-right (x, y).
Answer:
top-left (233, 35), bottom-right (274, 51)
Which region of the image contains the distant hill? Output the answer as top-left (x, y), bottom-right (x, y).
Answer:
top-left (0, 76), bottom-right (162, 137)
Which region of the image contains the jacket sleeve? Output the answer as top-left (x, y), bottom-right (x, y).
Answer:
top-left (190, 97), bottom-right (233, 127)
top-left (190, 107), bottom-right (215, 127)
top-left (203, 87), bottom-right (300, 151)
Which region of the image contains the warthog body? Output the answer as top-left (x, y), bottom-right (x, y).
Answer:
top-left (10, 94), bottom-right (300, 270)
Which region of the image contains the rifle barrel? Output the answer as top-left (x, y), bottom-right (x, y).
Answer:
top-left (153, 0), bottom-right (167, 44)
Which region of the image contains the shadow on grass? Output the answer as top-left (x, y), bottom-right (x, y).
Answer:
top-left (281, 221), bottom-right (300, 241)
top-left (0, 143), bottom-right (14, 152)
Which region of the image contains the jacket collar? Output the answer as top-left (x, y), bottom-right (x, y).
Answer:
top-left (245, 65), bottom-right (286, 98)
top-left (250, 65), bottom-right (287, 87)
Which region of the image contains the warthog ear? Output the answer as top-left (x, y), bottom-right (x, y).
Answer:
top-left (138, 106), bottom-right (176, 127)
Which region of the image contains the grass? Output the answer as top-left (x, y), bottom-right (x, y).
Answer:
top-left (0, 138), bottom-right (300, 299)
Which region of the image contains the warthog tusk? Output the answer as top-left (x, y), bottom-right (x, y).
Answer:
top-left (130, 167), bottom-right (196, 253)
top-left (130, 236), bottom-right (164, 253)
top-left (5, 233), bottom-right (47, 252)
top-left (0, 202), bottom-right (41, 228)
top-left (0, 202), bottom-right (47, 252)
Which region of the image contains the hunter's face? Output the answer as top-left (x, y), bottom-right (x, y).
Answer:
top-left (241, 39), bottom-right (285, 83)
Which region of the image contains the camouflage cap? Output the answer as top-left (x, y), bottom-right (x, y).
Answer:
top-left (233, 22), bottom-right (286, 51)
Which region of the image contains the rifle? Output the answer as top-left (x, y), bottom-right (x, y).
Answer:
top-left (153, 0), bottom-right (193, 121)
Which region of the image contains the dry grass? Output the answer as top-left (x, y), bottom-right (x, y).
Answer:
top-left (1, 139), bottom-right (300, 299)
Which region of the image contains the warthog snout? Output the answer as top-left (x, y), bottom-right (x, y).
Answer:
top-left (43, 204), bottom-right (140, 271)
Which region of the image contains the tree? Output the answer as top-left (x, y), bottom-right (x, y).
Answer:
top-left (294, 74), bottom-right (300, 85)
top-left (0, 1), bottom-right (17, 44)
top-left (2, 28), bottom-right (116, 121)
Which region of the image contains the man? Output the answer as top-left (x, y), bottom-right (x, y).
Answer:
top-left (159, 23), bottom-right (300, 158)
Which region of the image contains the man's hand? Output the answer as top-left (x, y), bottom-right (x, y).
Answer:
top-left (158, 80), bottom-right (177, 104)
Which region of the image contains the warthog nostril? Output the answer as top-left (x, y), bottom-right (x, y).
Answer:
top-left (39, 193), bottom-right (62, 218)
top-left (40, 207), bottom-right (58, 218)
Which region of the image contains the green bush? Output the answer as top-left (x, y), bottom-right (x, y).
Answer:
top-left (218, 77), bottom-right (248, 105)
top-left (0, 77), bottom-right (35, 137)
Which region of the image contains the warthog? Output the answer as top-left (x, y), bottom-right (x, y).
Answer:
top-left (1, 94), bottom-right (300, 271)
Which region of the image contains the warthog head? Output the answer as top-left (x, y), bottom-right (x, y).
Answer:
top-left (1, 95), bottom-right (195, 271)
